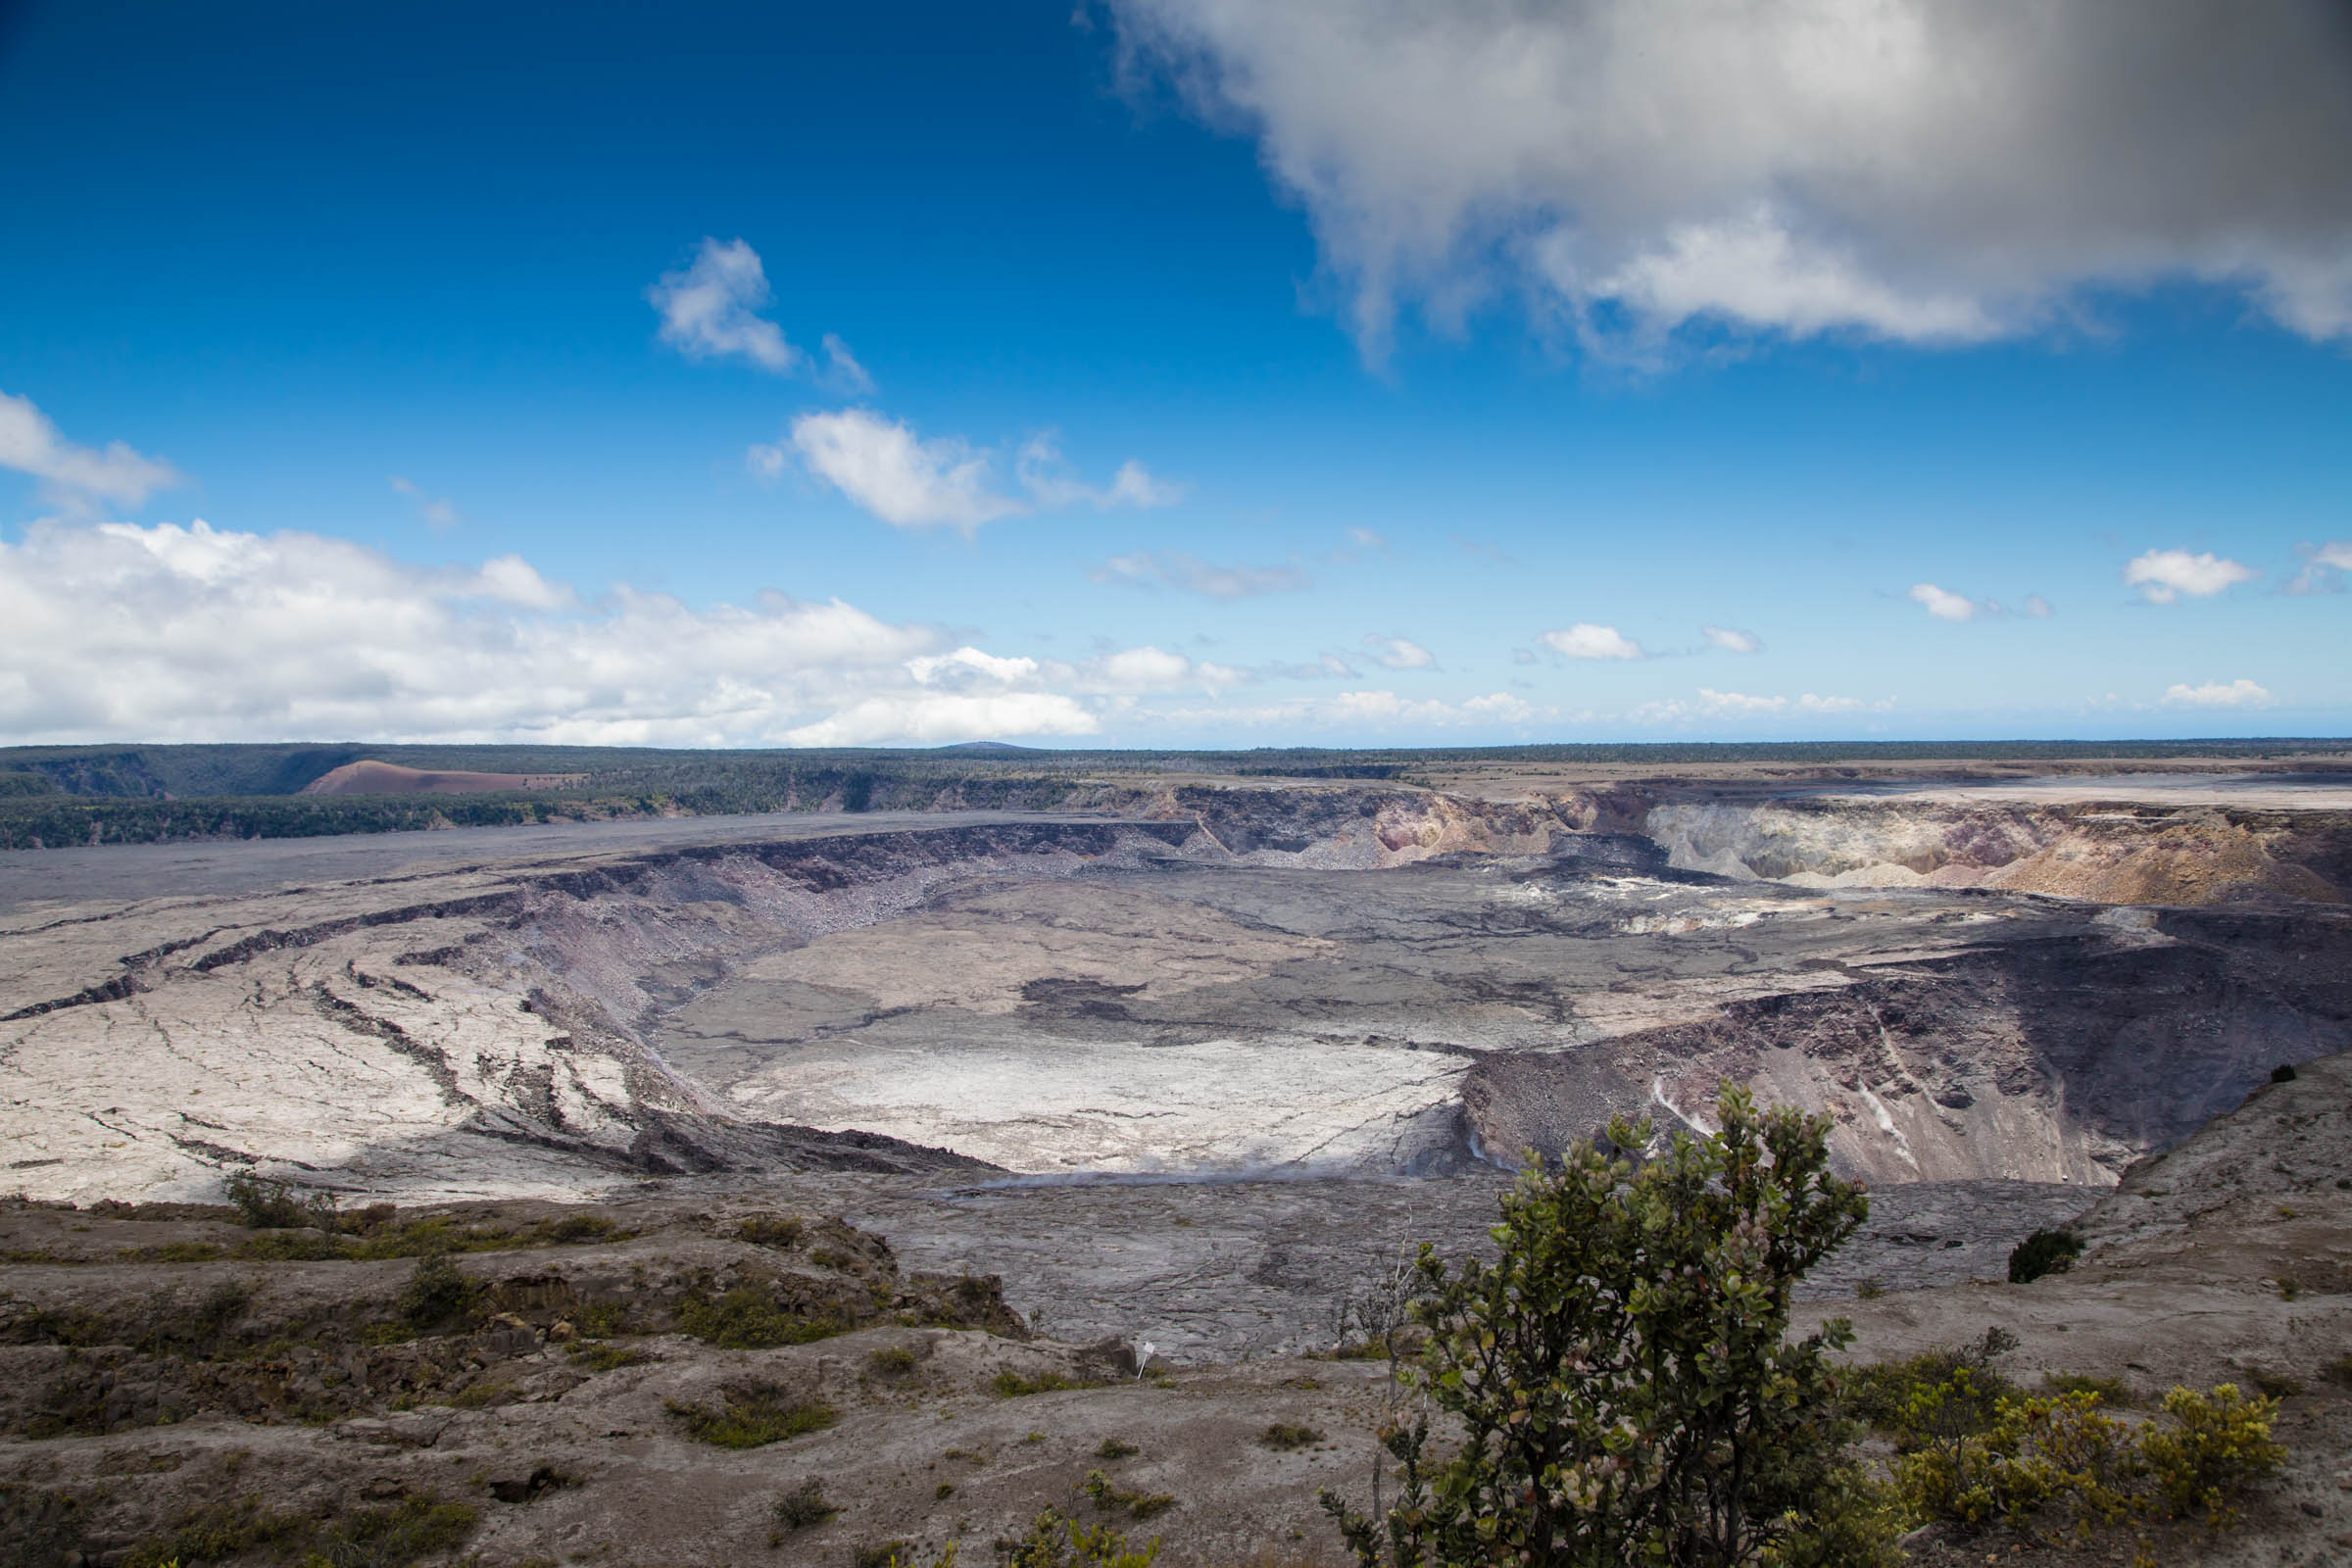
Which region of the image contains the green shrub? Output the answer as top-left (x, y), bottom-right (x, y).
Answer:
top-left (1893, 1383), bottom-right (2138, 1534)
top-left (999, 1507), bottom-right (1160, 1568)
top-left (1094, 1439), bottom-right (1139, 1460)
top-left (122, 1496), bottom-right (307, 1568)
top-left (737, 1214), bottom-right (806, 1248)
top-left (566, 1342), bottom-right (647, 1372)
top-left (1893, 1377), bottom-right (2284, 1540)
top-left (1321, 1085), bottom-right (1869, 1568)
top-left (990, 1369), bottom-right (1094, 1398)
top-left (397, 1253), bottom-right (483, 1332)
top-left (675, 1285), bottom-right (839, 1348)
top-left (222, 1172), bottom-right (339, 1231)
top-left (2007, 1229), bottom-right (2082, 1284)
top-left (1080, 1471), bottom-right (1175, 1521)
top-left (2043, 1373), bottom-right (2131, 1405)
top-left (2138, 1384), bottom-right (2283, 1523)
top-left (572, 1299), bottom-right (628, 1338)
top-left (1846, 1329), bottom-right (2021, 1436)
top-left (310, 1494), bottom-right (479, 1567)
top-left (666, 1383), bottom-right (838, 1448)
top-left (870, 1346), bottom-right (920, 1376)
top-left (773, 1478), bottom-right (839, 1530)
top-left (1257, 1423), bottom-right (1322, 1451)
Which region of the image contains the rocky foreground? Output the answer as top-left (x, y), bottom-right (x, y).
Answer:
top-left (0, 1050), bottom-right (2345, 1567)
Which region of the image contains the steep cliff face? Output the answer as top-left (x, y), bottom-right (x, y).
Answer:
top-left (1460, 902), bottom-right (2352, 1185)
top-left (1643, 796), bottom-right (2345, 904)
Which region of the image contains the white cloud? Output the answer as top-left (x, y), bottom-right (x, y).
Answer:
top-left (1540, 622), bottom-right (1644, 661)
top-left (1364, 633), bottom-right (1433, 669)
top-left (769, 414), bottom-right (1178, 534)
top-left (819, 333), bottom-right (875, 396)
top-left (1637, 688), bottom-right (1886, 723)
top-left (1017, 436), bottom-right (1183, 510)
top-left (779, 410), bottom-right (1023, 533)
top-left (1108, 1), bottom-right (2352, 359)
top-left (0, 390), bottom-right (183, 514)
top-left (1088, 550), bottom-right (1308, 599)
top-left (1347, 526), bottom-right (1387, 551)
top-left (1908, 582), bottom-right (1982, 622)
top-left (782, 692), bottom-right (1095, 748)
top-left (2285, 540), bottom-right (2352, 596)
top-left (2162, 678), bottom-right (2272, 709)
top-left (649, 237), bottom-right (800, 372)
top-left (1701, 624), bottom-right (1762, 654)
top-left (2023, 595), bottom-right (2054, 618)
top-left (2123, 549), bottom-right (2259, 605)
top-left (0, 517), bottom-right (1128, 747)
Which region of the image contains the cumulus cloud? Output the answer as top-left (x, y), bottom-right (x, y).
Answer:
top-left (2124, 549), bottom-right (2259, 605)
top-left (1107, 0), bottom-right (2352, 359)
top-left (1540, 622), bottom-right (1644, 661)
top-left (1088, 550), bottom-right (1308, 599)
top-left (0, 517), bottom-right (1126, 747)
top-left (649, 237), bottom-right (802, 372)
top-left (1701, 624), bottom-right (1762, 654)
top-left (2162, 678), bottom-right (2273, 709)
top-left (1908, 582), bottom-right (1983, 622)
top-left (0, 391), bottom-right (183, 514)
top-left (773, 410), bottom-right (1022, 533)
top-left (768, 412), bottom-right (1177, 534)
top-left (1363, 633), bottom-right (1433, 669)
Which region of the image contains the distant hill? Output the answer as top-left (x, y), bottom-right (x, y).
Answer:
top-left (933, 741), bottom-right (1048, 756)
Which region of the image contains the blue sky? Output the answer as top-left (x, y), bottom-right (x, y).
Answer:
top-left (2, 0), bottom-right (2347, 747)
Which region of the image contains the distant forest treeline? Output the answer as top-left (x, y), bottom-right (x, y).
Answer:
top-left (0, 737), bottom-right (2344, 849)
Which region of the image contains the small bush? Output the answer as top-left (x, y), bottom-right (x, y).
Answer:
top-left (1895, 1385), bottom-right (2138, 1535)
top-left (738, 1214), bottom-right (806, 1248)
top-left (572, 1298), bottom-right (629, 1338)
top-left (222, 1172), bottom-right (338, 1231)
top-left (2139, 1384), bottom-right (2284, 1523)
top-left (2044, 1373), bottom-right (2131, 1405)
top-left (851, 1544), bottom-right (909, 1568)
top-left (667, 1383), bottom-right (839, 1448)
top-left (990, 1369), bottom-right (1094, 1398)
top-left (997, 1507), bottom-right (1161, 1568)
top-left (1082, 1470), bottom-right (1175, 1520)
top-left (122, 1496), bottom-right (307, 1568)
top-left (317, 1494), bottom-right (480, 1565)
top-left (2270, 1062), bottom-right (2297, 1083)
top-left (566, 1342), bottom-right (647, 1372)
top-left (1853, 1276), bottom-right (1886, 1300)
top-left (1094, 1439), bottom-right (1139, 1460)
top-left (2323, 1354), bottom-right (2352, 1387)
top-left (869, 1346), bottom-right (919, 1376)
top-left (1844, 1329), bottom-right (2020, 1433)
top-left (397, 1253), bottom-right (483, 1332)
top-left (773, 1478), bottom-right (839, 1530)
top-left (2007, 1229), bottom-right (2083, 1284)
top-left (677, 1285), bottom-right (840, 1348)
top-left (1257, 1423), bottom-right (1323, 1451)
